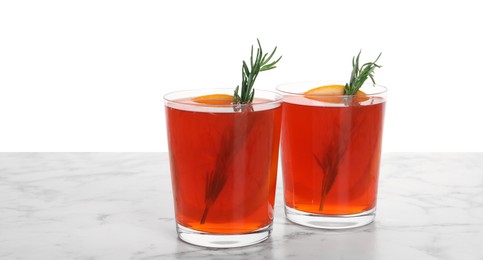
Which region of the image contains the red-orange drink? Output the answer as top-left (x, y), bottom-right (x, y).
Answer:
top-left (164, 89), bottom-right (282, 247)
top-left (277, 82), bottom-right (387, 229)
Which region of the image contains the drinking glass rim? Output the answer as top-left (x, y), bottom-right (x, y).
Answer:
top-left (276, 81), bottom-right (388, 97)
top-left (164, 88), bottom-right (283, 107)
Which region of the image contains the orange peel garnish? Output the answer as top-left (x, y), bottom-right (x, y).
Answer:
top-left (192, 94), bottom-right (233, 105)
top-left (304, 85), bottom-right (368, 103)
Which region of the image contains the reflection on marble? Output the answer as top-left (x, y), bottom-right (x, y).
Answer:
top-left (1, 153), bottom-right (483, 259)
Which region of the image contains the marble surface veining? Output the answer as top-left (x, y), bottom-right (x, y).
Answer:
top-left (1, 153), bottom-right (483, 260)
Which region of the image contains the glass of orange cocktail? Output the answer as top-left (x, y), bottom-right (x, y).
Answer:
top-left (164, 89), bottom-right (282, 247)
top-left (165, 37), bottom-right (282, 248)
top-left (277, 81), bottom-right (386, 229)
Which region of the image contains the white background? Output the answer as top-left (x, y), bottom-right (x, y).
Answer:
top-left (1, 0), bottom-right (482, 152)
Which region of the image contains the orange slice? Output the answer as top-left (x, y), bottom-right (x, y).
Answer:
top-left (304, 85), bottom-right (368, 103)
top-left (192, 94), bottom-right (233, 105)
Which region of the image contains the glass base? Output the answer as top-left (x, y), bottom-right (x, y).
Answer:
top-left (176, 223), bottom-right (272, 248)
top-left (285, 206), bottom-right (375, 229)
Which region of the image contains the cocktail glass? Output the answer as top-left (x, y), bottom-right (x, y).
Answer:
top-left (164, 88), bottom-right (282, 247)
top-left (277, 81), bottom-right (387, 229)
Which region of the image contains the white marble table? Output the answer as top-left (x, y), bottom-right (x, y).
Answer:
top-left (1, 153), bottom-right (482, 259)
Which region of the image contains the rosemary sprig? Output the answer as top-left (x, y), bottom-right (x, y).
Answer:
top-left (344, 51), bottom-right (382, 95)
top-left (233, 39), bottom-right (282, 104)
top-left (199, 40), bottom-right (281, 224)
top-left (316, 50), bottom-right (383, 211)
